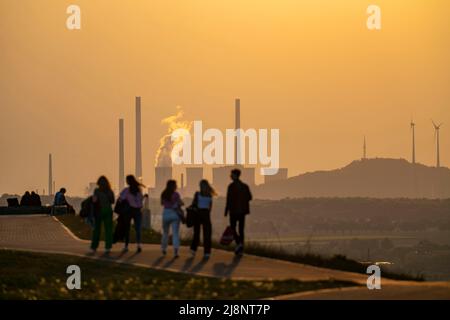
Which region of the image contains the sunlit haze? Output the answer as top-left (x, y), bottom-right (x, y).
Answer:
top-left (1, 0), bottom-right (449, 195)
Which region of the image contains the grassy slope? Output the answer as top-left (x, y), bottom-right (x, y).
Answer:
top-left (58, 214), bottom-right (424, 281)
top-left (0, 250), bottom-right (356, 300)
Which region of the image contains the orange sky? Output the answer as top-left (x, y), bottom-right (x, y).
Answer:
top-left (0, 0), bottom-right (449, 195)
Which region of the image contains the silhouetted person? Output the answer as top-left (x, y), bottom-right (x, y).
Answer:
top-left (54, 188), bottom-right (75, 213)
top-left (54, 188), bottom-right (67, 205)
top-left (190, 179), bottom-right (216, 259)
top-left (30, 191), bottom-right (41, 206)
top-left (161, 180), bottom-right (183, 257)
top-left (7, 198), bottom-right (19, 207)
top-left (20, 191), bottom-right (31, 206)
top-left (224, 169), bottom-right (252, 255)
top-left (120, 175), bottom-right (144, 253)
top-left (91, 176), bottom-right (115, 254)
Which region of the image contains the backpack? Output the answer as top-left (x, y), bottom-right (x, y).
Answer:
top-left (79, 196), bottom-right (95, 218)
top-left (114, 198), bottom-right (131, 216)
top-left (220, 226), bottom-right (235, 246)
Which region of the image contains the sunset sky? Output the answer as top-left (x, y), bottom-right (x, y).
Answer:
top-left (1, 0), bottom-right (449, 195)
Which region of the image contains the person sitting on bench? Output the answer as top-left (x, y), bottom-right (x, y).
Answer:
top-left (20, 191), bottom-right (32, 206)
top-left (54, 188), bottom-right (75, 214)
top-left (30, 191), bottom-right (42, 206)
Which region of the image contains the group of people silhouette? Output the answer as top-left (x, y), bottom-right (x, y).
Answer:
top-left (18, 188), bottom-right (74, 212)
top-left (19, 191), bottom-right (41, 206)
top-left (88, 168), bottom-right (252, 259)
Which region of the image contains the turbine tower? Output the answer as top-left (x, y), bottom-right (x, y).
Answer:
top-left (432, 120), bottom-right (443, 168)
top-left (363, 136), bottom-right (367, 160)
top-left (410, 121), bottom-right (416, 164)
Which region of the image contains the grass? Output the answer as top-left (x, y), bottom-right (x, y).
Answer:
top-left (229, 242), bottom-right (425, 282)
top-left (57, 214), bottom-right (424, 282)
top-left (58, 214), bottom-right (162, 244)
top-left (0, 250), bottom-right (357, 300)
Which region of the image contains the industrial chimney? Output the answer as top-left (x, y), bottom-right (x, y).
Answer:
top-left (119, 119), bottom-right (125, 191)
top-left (135, 96), bottom-right (143, 180)
top-left (235, 98), bottom-right (241, 164)
top-left (48, 153), bottom-right (53, 196)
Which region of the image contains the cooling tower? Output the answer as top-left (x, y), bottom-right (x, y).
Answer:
top-left (155, 166), bottom-right (173, 194)
top-left (185, 167), bottom-right (204, 195)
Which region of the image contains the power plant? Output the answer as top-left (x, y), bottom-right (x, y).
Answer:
top-left (154, 166), bottom-right (172, 195)
top-left (185, 167), bottom-right (204, 195)
top-left (210, 98), bottom-right (258, 194)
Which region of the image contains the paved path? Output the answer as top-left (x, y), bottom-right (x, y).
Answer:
top-left (1, 214), bottom-right (449, 299)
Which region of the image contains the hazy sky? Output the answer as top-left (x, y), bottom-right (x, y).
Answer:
top-left (1, 0), bottom-right (449, 195)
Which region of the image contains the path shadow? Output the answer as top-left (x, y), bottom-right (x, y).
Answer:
top-left (85, 251), bottom-right (96, 257)
top-left (99, 252), bottom-right (114, 260)
top-left (212, 255), bottom-right (242, 278)
top-left (189, 256), bottom-right (210, 274)
top-left (152, 256), bottom-right (165, 267)
top-left (181, 256), bottom-right (195, 272)
top-left (112, 250), bottom-right (128, 260)
top-left (163, 256), bottom-right (178, 268)
top-left (123, 252), bottom-right (139, 263)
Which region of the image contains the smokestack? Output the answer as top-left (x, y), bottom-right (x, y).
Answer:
top-left (181, 173), bottom-right (184, 190)
top-left (235, 98), bottom-right (241, 164)
top-left (135, 96), bottom-right (142, 180)
top-left (119, 119), bottom-right (125, 191)
top-left (48, 153), bottom-right (53, 196)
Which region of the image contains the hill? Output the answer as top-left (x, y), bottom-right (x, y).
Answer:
top-left (255, 158), bottom-right (450, 199)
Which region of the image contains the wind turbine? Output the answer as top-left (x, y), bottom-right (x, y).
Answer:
top-left (410, 120), bottom-right (416, 164)
top-left (363, 136), bottom-right (367, 160)
top-left (432, 120), bottom-right (443, 168)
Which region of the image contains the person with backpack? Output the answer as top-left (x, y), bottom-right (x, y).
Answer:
top-left (160, 180), bottom-right (183, 257)
top-left (90, 176), bottom-right (115, 254)
top-left (190, 180), bottom-right (216, 259)
top-left (224, 169), bottom-right (253, 256)
top-left (119, 175), bottom-right (144, 253)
